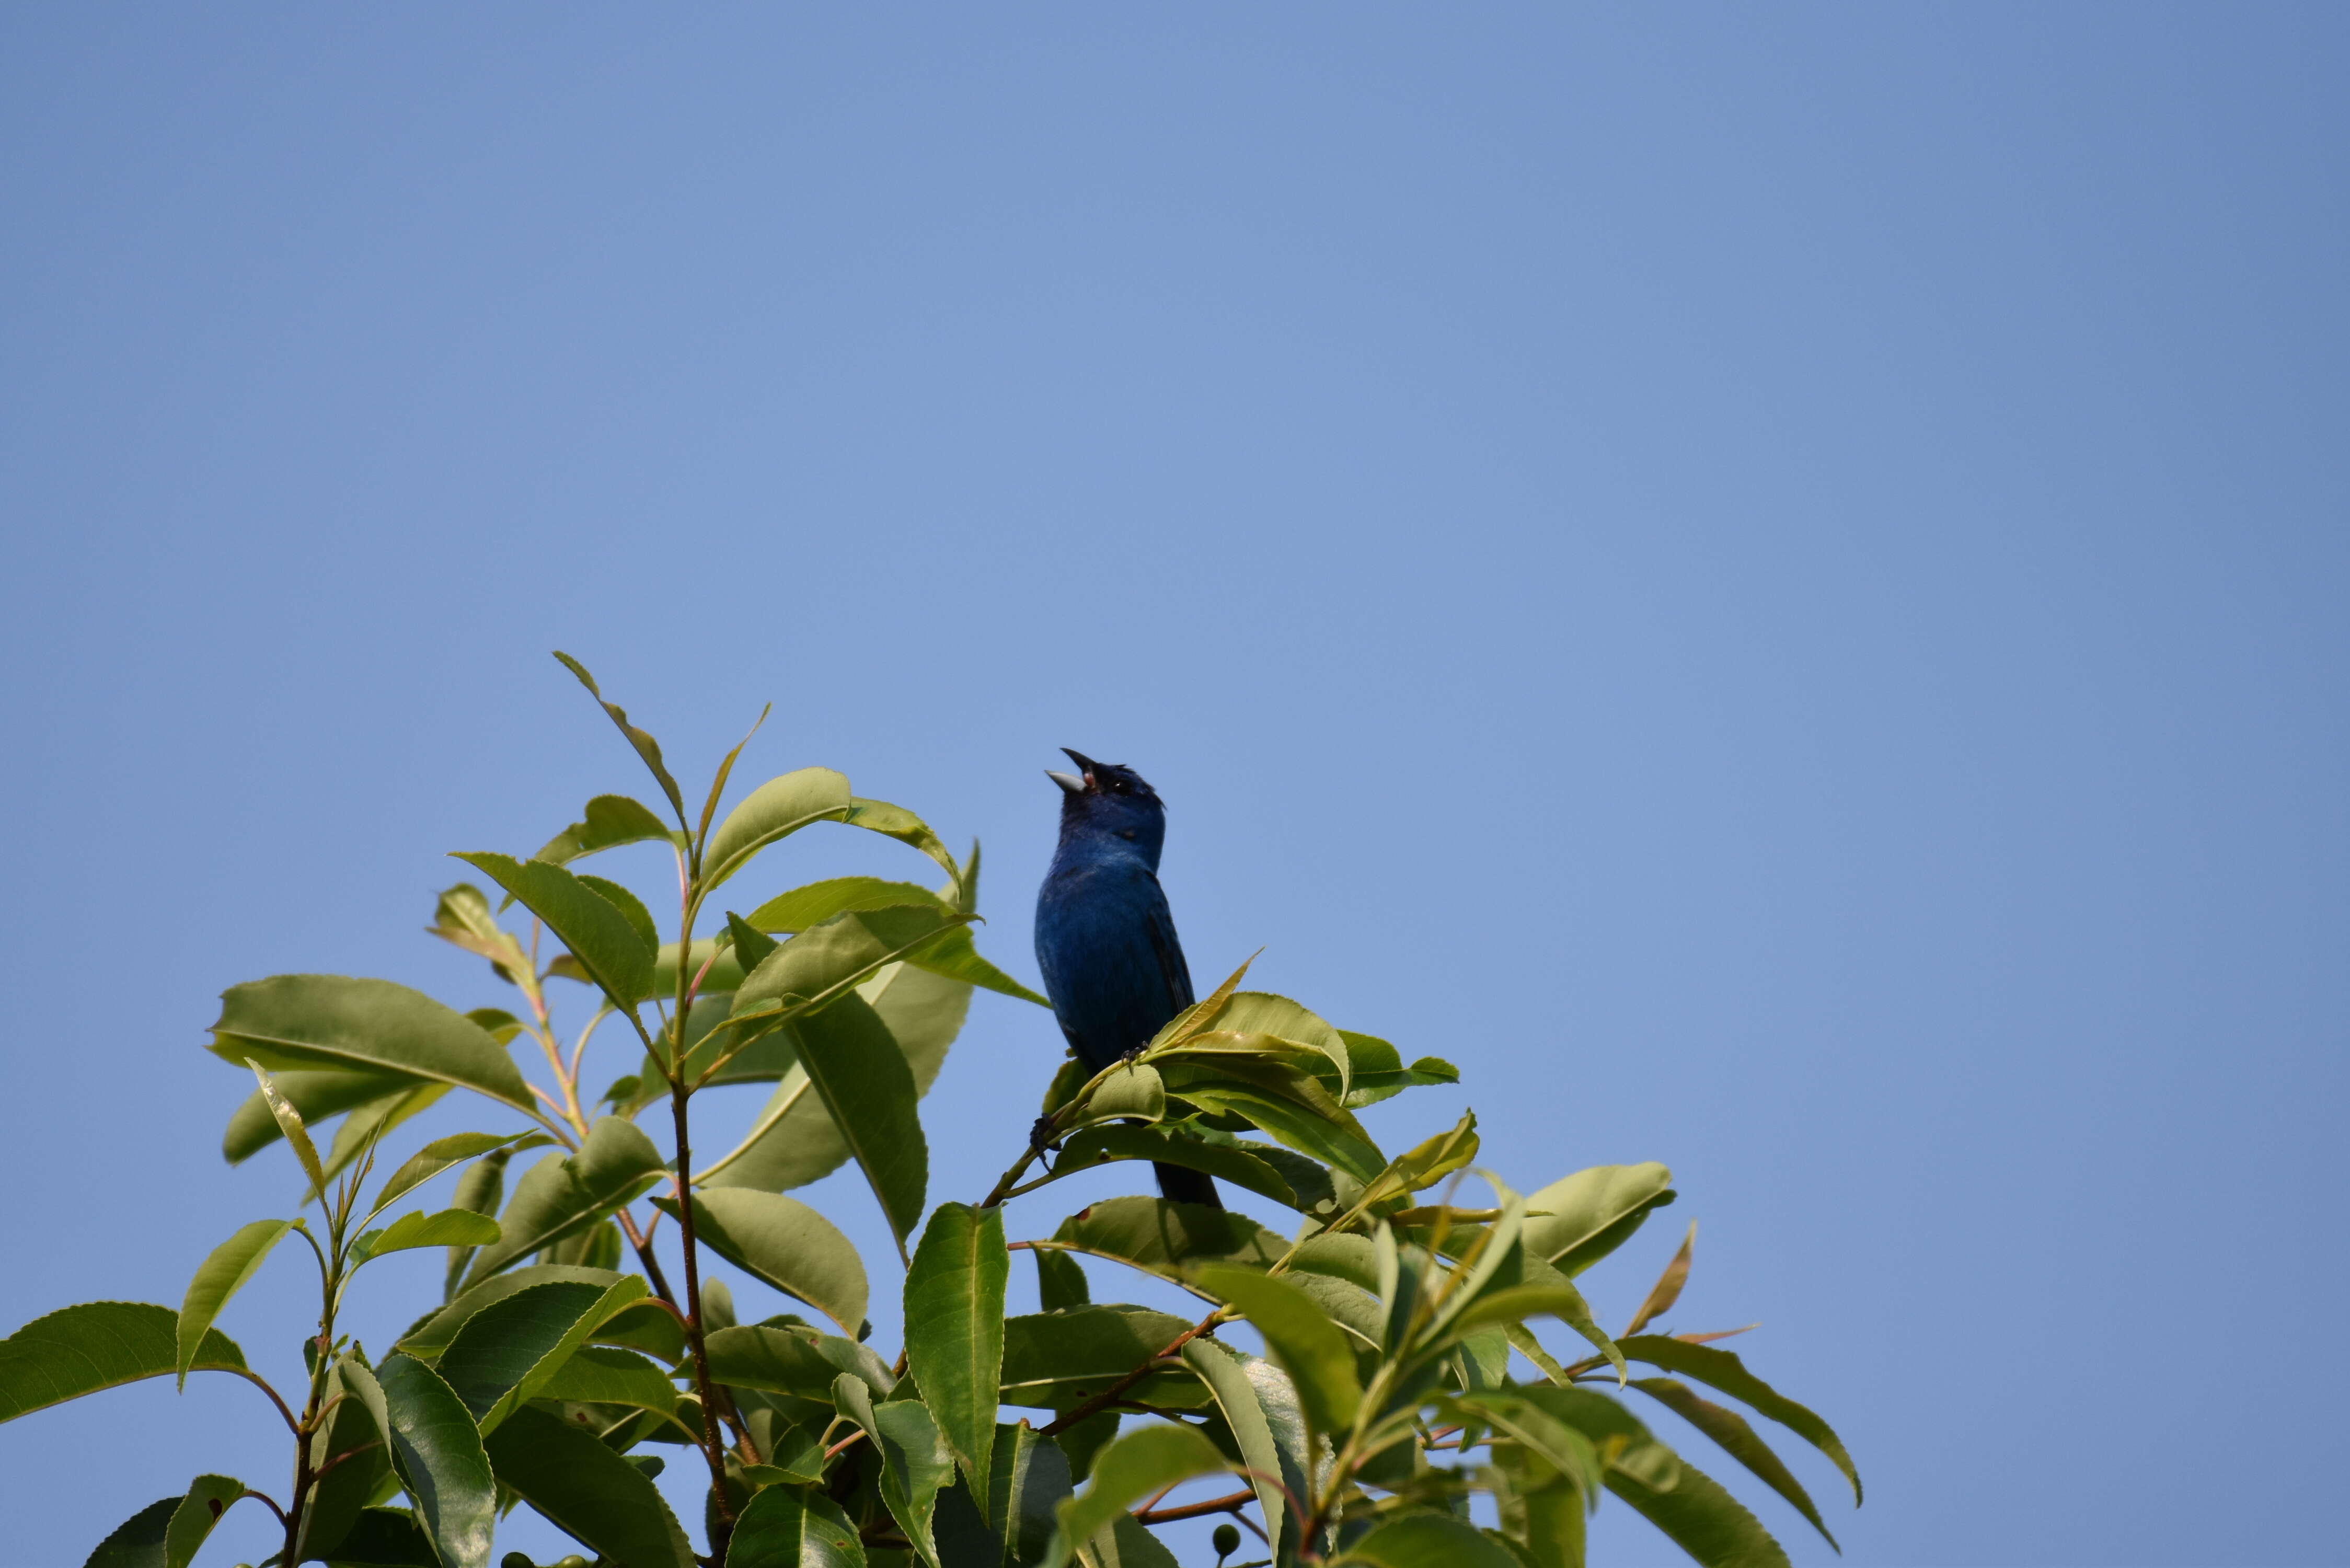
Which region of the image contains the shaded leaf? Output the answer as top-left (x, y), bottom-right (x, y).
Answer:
top-left (836, 1373), bottom-right (955, 1568)
top-left (460, 1117), bottom-right (664, 1287)
top-left (162, 1474), bottom-right (247, 1568)
top-left (1190, 1264), bottom-right (1361, 1440)
top-left (578, 872), bottom-right (660, 959)
top-left (310, 1506), bottom-right (438, 1566)
top-left (705, 1323), bottom-right (895, 1399)
top-left (485, 1401), bottom-right (696, 1568)
top-left (1626, 1225), bottom-right (1697, 1338)
top-left (0, 1301), bottom-right (245, 1424)
top-left (1047, 1126), bottom-right (1299, 1209)
top-left (1049, 1198), bottom-right (1285, 1285)
top-left (998, 1307), bottom-right (1198, 1411)
top-left (1155, 1060), bottom-right (1384, 1184)
top-left (1442, 1390), bottom-right (1604, 1498)
top-left (399, 1264), bottom-right (626, 1359)
top-left (1334, 1512), bottom-right (1522, 1568)
top-left (372, 1132), bottom-right (538, 1218)
top-left (375, 1352), bottom-right (498, 1568)
top-left (907, 1204), bottom-right (1010, 1504)
top-left (82, 1496), bottom-right (176, 1568)
top-left (1630, 1377), bottom-right (1837, 1549)
top-left (535, 1344), bottom-right (679, 1411)
top-left (1615, 1336), bottom-right (1860, 1505)
top-left (209, 975), bottom-right (534, 1115)
top-left (319, 1081), bottom-right (452, 1195)
top-left (176, 1219), bottom-right (289, 1387)
top-left (1606, 1455), bottom-right (1792, 1568)
top-left (1042, 1423), bottom-right (1232, 1568)
top-left (437, 1276), bottom-right (649, 1432)
top-left (1180, 1340), bottom-right (1293, 1557)
top-left (295, 1356), bottom-right (392, 1562)
top-left (790, 991), bottom-right (928, 1254)
top-left (659, 1189), bottom-right (870, 1336)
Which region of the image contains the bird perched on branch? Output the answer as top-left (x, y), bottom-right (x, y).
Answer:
top-left (1034, 748), bottom-right (1221, 1209)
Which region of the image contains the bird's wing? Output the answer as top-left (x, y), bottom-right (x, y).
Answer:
top-left (1142, 880), bottom-right (1196, 1015)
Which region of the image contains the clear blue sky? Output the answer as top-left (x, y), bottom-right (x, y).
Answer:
top-left (3, 7), bottom-right (2343, 1565)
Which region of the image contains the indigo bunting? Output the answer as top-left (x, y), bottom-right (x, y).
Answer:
top-left (1034, 748), bottom-right (1220, 1209)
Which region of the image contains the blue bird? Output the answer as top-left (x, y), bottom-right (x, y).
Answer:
top-left (1034, 748), bottom-right (1222, 1209)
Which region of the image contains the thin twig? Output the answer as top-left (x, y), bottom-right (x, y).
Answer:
top-left (1135, 1489), bottom-right (1257, 1527)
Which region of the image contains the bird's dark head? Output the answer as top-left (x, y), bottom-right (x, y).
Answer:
top-left (1047, 748), bottom-right (1169, 865)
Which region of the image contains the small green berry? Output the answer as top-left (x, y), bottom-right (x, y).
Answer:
top-left (1212, 1522), bottom-right (1242, 1560)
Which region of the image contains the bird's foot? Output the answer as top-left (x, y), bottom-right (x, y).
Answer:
top-left (1118, 1044), bottom-right (1145, 1064)
top-left (1028, 1114), bottom-right (1063, 1154)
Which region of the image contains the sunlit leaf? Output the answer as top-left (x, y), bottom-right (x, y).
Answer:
top-left (176, 1219), bottom-right (289, 1387)
top-left (244, 1061), bottom-right (326, 1195)
top-left (789, 992), bottom-right (928, 1254)
top-left (1048, 1198), bottom-right (1285, 1286)
top-left (1046, 1126), bottom-right (1301, 1209)
top-left (658, 1189), bottom-right (870, 1336)
top-left (704, 1323), bottom-right (895, 1399)
top-left (1625, 1225), bottom-right (1697, 1338)
top-left (998, 1306), bottom-right (1197, 1411)
top-left (436, 1276), bottom-right (649, 1432)
top-left (534, 793), bottom-right (683, 866)
top-left (1189, 1264), bottom-right (1360, 1441)
top-left (1519, 1166), bottom-right (1675, 1277)
top-left (1606, 1453), bottom-right (1792, 1568)
top-left (454, 852), bottom-right (655, 1006)
top-left (371, 1132), bottom-right (539, 1219)
top-left (0, 1301), bottom-right (245, 1424)
top-left (459, 1117), bottom-right (664, 1287)
top-left (702, 767), bottom-right (857, 891)
top-left (222, 1067), bottom-right (422, 1165)
top-left (1333, 1512), bottom-right (1522, 1568)
top-left (209, 974), bottom-right (534, 1116)
top-left (1180, 1339), bottom-right (1296, 1555)
top-left (906, 1203), bottom-right (1009, 1502)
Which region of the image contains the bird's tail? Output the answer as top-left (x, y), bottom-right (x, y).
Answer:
top-left (1154, 1161), bottom-right (1223, 1210)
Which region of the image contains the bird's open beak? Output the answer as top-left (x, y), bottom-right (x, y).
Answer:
top-left (1050, 748), bottom-right (1098, 795)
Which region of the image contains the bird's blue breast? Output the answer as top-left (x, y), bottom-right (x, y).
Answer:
top-left (1034, 843), bottom-right (1194, 1071)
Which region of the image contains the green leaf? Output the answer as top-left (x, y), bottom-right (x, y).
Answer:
top-left (1333, 1031), bottom-right (1458, 1108)
top-left (460, 1116), bottom-right (665, 1287)
top-left (375, 1352), bottom-right (498, 1568)
top-left (319, 1081), bottom-right (453, 1195)
top-left (1046, 1127), bottom-right (1301, 1210)
top-left (82, 1496), bottom-right (177, 1567)
top-left (222, 1067), bottom-right (422, 1164)
top-left (1042, 1423), bottom-right (1232, 1568)
top-left (436, 1276), bottom-right (649, 1432)
top-left (443, 1149), bottom-right (514, 1300)
top-left (728, 909), bottom-right (781, 971)
top-left (356, 1208), bottom-right (501, 1262)
top-left (1606, 1454), bottom-right (1792, 1568)
top-left (998, 1307), bottom-right (1198, 1411)
top-left (1189, 1265), bottom-right (1361, 1440)
top-left (244, 1061), bottom-right (326, 1194)
top-left (1070, 1063), bottom-right (1165, 1126)
top-left (372, 1132), bottom-right (539, 1218)
top-left (842, 796), bottom-right (962, 883)
top-left (309, 1506), bottom-right (439, 1566)
top-left (1093, 1514), bottom-right (1181, 1568)
top-left (485, 1401), bottom-right (697, 1567)
top-left (1171, 991), bottom-right (1353, 1102)
top-left (427, 881), bottom-right (533, 983)
top-left (0, 1301), bottom-right (245, 1423)
top-left (1333, 1513), bottom-right (1523, 1568)
top-left (160, 1474), bottom-right (248, 1568)
top-left (577, 871), bottom-right (661, 959)
top-left (703, 767), bottom-right (857, 890)
top-left (702, 961), bottom-right (969, 1192)
top-left (835, 1373), bottom-right (956, 1567)
top-left (1629, 1378), bottom-right (1837, 1548)
top-left (399, 1264), bottom-right (626, 1359)
top-left (534, 1344), bottom-right (679, 1410)
top-left (209, 975), bottom-right (535, 1116)
top-left (296, 1356), bottom-right (393, 1562)
top-left (175, 1219), bottom-right (289, 1389)
top-left (746, 876), bottom-right (950, 931)
top-left (790, 991), bottom-right (928, 1255)
top-left (1615, 1336), bottom-right (1861, 1505)
top-left (1048, 1198), bottom-right (1285, 1285)
top-left (1442, 1390), bottom-right (1604, 1499)
top-left (551, 651), bottom-right (689, 826)
top-left (1493, 1441), bottom-right (1586, 1568)
top-left (658, 1189), bottom-right (870, 1336)
top-left (732, 906), bottom-right (975, 1037)
top-left (907, 1203), bottom-right (1010, 1503)
top-left (1625, 1224), bottom-right (1697, 1338)
top-left (1154, 1060), bottom-right (1385, 1184)
top-left (1450, 1285), bottom-right (1623, 1380)
top-left (534, 793), bottom-right (682, 865)
top-left (933, 1421), bottom-right (1076, 1568)
top-left (1035, 1249), bottom-right (1090, 1312)
top-left (1510, 1385), bottom-right (1680, 1491)
top-left (1180, 1340), bottom-right (1294, 1557)
top-left (705, 1323), bottom-right (895, 1399)
top-left (1520, 1166), bottom-right (1675, 1277)
top-left (730, 1483), bottom-right (868, 1568)
top-left (453, 852), bottom-right (654, 1006)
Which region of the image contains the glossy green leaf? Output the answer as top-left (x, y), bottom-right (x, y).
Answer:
top-left (400, 1264), bottom-right (626, 1359)
top-left (295, 1356), bottom-right (393, 1563)
top-left (551, 651), bottom-right (689, 826)
top-left (790, 991), bottom-right (928, 1253)
top-left (158, 1474), bottom-right (248, 1568)
top-left (1154, 1059), bottom-right (1385, 1184)
top-left (1046, 1126), bottom-right (1300, 1209)
top-left (175, 1219), bottom-right (289, 1389)
top-left (453, 852), bottom-right (654, 1005)
top-left (730, 1483), bottom-right (868, 1568)
top-left (534, 1344), bottom-right (679, 1410)
top-left (1180, 1340), bottom-right (1293, 1555)
top-left (437, 1276), bottom-right (649, 1432)
top-left (1615, 1336), bottom-right (1861, 1504)
top-left (310, 1506), bottom-right (439, 1566)
top-left (658, 1189), bottom-right (870, 1335)
top-left (1048, 1198), bottom-right (1285, 1286)
top-left (998, 1306), bottom-right (1197, 1411)
top-left (836, 1373), bottom-right (956, 1568)
top-left (1190, 1264), bottom-right (1361, 1439)
top-left (375, 1352), bottom-right (498, 1568)
top-left (534, 793), bottom-right (682, 865)
top-left (1606, 1454), bottom-right (1792, 1568)
top-left (1042, 1422), bottom-right (1232, 1568)
top-left (356, 1208), bottom-right (501, 1262)
top-left (209, 975), bottom-right (534, 1115)
top-left (1629, 1377), bottom-right (1837, 1548)
top-left (702, 961), bottom-right (969, 1192)
top-left (442, 1148), bottom-right (513, 1300)
top-left (0, 1301), bottom-right (245, 1423)
top-left (702, 767), bottom-right (856, 889)
top-left (82, 1496), bottom-right (177, 1568)
top-left (1333, 1512), bottom-right (1523, 1568)
top-left (460, 1116), bottom-right (664, 1287)
top-left (1520, 1166), bottom-right (1675, 1277)
top-left (244, 1060), bottom-right (326, 1194)
top-left (222, 1067), bottom-right (422, 1164)
top-left (907, 1203), bottom-right (1009, 1502)
top-left (372, 1132), bottom-right (538, 1218)
top-left (486, 1401), bottom-right (697, 1567)
top-left (705, 1322), bottom-right (895, 1399)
